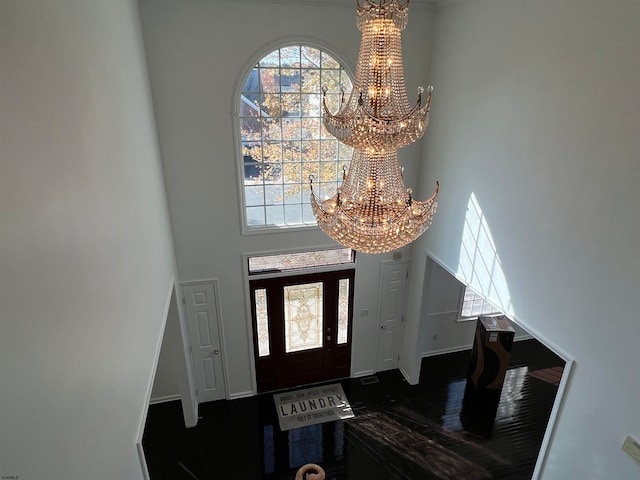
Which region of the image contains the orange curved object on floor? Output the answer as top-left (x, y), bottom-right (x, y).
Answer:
top-left (295, 463), bottom-right (325, 480)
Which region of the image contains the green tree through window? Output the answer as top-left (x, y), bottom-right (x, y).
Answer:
top-left (239, 45), bottom-right (353, 228)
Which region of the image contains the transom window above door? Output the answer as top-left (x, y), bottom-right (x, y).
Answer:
top-left (238, 44), bottom-right (353, 231)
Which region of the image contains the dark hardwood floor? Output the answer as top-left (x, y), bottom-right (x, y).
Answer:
top-left (143, 338), bottom-right (564, 479)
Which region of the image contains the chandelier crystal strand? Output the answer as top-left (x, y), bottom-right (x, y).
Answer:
top-left (312, 0), bottom-right (439, 254)
top-left (322, 0), bottom-right (431, 151)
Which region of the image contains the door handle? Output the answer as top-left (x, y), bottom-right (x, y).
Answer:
top-left (212, 349), bottom-right (220, 355)
top-left (380, 325), bottom-right (386, 330)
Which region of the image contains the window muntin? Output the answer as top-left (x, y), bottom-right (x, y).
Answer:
top-left (240, 45), bottom-right (353, 229)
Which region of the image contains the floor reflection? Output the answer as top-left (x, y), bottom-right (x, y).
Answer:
top-left (143, 339), bottom-right (564, 479)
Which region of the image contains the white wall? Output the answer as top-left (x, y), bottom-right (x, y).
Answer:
top-left (138, 0), bottom-right (435, 396)
top-left (418, 257), bottom-right (530, 358)
top-left (411, 0), bottom-right (640, 478)
top-left (0, 1), bottom-right (177, 478)
top-left (151, 308), bottom-right (181, 402)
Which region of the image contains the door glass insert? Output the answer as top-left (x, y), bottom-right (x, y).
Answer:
top-left (337, 278), bottom-right (349, 344)
top-left (255, 288), bottom-right (270, 357)
top-left (284, 282), bottom-right (323, 353)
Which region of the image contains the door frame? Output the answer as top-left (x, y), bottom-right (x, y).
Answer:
top-left (241, 247), bottom-right (357, 396)
top-left (376, 260), bottom-right (410, 372)
top-left (249, 268), bottom-right (355, 392)
top-left (180, 278), bottom-right (230, 402)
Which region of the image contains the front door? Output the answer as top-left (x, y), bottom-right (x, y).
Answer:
top-left (250, 269), bottom-right (354, 392)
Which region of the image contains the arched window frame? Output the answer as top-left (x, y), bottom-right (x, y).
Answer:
top-left (232, 38), bottom-right (355, 234)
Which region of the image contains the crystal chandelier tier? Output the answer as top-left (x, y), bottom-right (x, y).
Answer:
top-left (311, 0), bottom-right (439, 254)
top-left (321, 0), bottom-right (431, 151)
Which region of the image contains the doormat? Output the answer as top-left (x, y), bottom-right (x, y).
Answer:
top-left (273, 383), bottom-right (354, 431)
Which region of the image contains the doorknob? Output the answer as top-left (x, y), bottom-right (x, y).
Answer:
top-left (212, 349), bottom-right (220, 355)
top-left (380, 325), bottom-right (387, 330)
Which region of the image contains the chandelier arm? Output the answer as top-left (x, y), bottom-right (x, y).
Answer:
top-left (322, 85), bottom-right (431, 122)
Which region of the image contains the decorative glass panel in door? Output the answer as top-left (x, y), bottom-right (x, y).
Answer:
top-left (284, 282), bottom-right (323, 353)
top-left (250, 269), bottom-right (355, 392)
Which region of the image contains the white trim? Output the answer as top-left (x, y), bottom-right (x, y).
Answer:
top-left (532, 359), bottom-right (575, 479)
top-left (421, 335), bottom-right (534, 359)
top-left (137, 442), bottom-right (150, 480)
top-left (176, 285), bottom-right (199, 428)
top-left (241, 256), bottom-right (260, 396)
top-left (240, 245), bottom-right (359, 398)
top-left (179, 279), bottom-right (231, 403)
top-left (248, 261), bottom-right (356, 281)
top-left (230, 36), bottom-right (356, 236)
top-left (398, 365), bottom-right (411, 383)
top-left (351, 369), bottom-right (376, 378)
top-left (516, 333), bottom-right (534, 341)
top-left (421, 344), bottom-right (471, 358)
top-left (428, 308), bottom-right (460, 317)
top-left (212, 279), bottom-right (231, 401)
top-left (149, 394), bottom-right (182, 405)
top-left (228, 390), bottom-right (255, 400)
top-left (137, 277), bottom-right (176, 480)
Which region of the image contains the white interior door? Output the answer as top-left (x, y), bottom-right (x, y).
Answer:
top-left (376, 262), bottom-right (409, 372)
top-left (182, 282), bottom-right (226, 403)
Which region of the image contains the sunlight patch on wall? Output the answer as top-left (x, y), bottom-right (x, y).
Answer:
top-left (457, 193), bottom-right (512, 315)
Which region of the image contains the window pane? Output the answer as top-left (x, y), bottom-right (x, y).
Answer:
top-left (301, 140), bottom-right (319, 160)
top-left (260, 69), bottom-right (280, 93)
top-left (245, 186), bottom-right (264, 206)
top-left (255, 289), bottom-right (270, 357)
top-left (248, 248), bottom-right (354, 274)
top-left (284, 204), bottom-right (302, 225)
top-left (266, 205), bottom-right (285, 225)
top-left (301, 46), bottom-right (320, 68)
top-left (321, 51), bottom-right (339, 68)
top-left (302, 203), bottom-right (315, 224)
top-left (260, 51), bottom-right (280, 67)
top-left (282, 118), bottom-right (301, 140)
top-left (284, 282), bottom-right (323, 353)
top-left (301, 69), bottom-right (321, 93)
top-left (461, 288), bottom-right (499, 319)
top-left (280, 46), bottom-right (300, 67)
top-left (337, 279), bottom-right (349, 344)
top-left (264, 185), bottom-right (284, 205)
top-left (240, 45), bottom-right (352, 229)
top-left (247, 206), bottom-right (265, 226)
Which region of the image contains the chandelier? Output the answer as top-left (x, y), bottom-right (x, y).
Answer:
top-left (311, 0), bottom-right (439, 254)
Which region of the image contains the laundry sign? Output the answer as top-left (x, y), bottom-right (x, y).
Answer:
top-left (273, 383), bottom-right (354, 431)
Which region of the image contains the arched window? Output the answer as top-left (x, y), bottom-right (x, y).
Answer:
top-left (238, 44), bottom-right (353, 230)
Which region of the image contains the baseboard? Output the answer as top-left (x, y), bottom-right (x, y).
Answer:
top-left (150, 394), bottom-right (181, 405)
top-left (398, 366), bottom-right (411, 383)
top-left (421, 344), bottom-right (472, 358)
top-left (515, 333), bottom-right (534, 341)
top-left (351, 369), bottom-right (375, 378)
top-left (421, 336), bottom-right (534, 359)
top-left (228, 390), bottom-right (255, 400)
